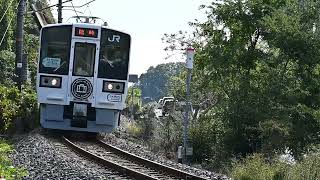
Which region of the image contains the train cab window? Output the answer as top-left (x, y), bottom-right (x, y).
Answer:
top-left (73, 42), bottom-right (96, 77)
top-left (98, 29), bottom-right (131, 80)
top-left (39, 25), bottom-right (72, 75)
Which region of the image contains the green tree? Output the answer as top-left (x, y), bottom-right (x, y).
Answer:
top-left (0, 0), bottom-right (53, 133)
top-left (139, 62), bottom-right (184, 102)
top-left (164, 0), bottom-right (320, 168)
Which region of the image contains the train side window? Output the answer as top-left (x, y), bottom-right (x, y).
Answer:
top-left (39, 25), bottom-right (72, 75)
top-left (73, 42), bottom-right (96, 77)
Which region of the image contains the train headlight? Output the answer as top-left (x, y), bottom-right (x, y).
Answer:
top-left (40, 75), bottom-right (62, 88)
top-left (107, 83), bottom-right (113, 90)
top-left (103, 81), bottom-right (124, 93)
top-left (51, 78), bottom-right (58, 86)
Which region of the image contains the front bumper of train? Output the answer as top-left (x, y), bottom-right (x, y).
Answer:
top-left (39, 103), bottom-right (120, 133)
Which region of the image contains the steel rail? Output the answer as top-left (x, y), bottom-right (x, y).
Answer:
top-left (62, 136), bottom-right (157, 180)
top-left (97, 138), bottom-right (208, 180)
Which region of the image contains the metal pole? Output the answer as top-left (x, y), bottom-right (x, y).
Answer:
top-left (183, 48), bottom-right (195, 164)
top-left (58, 0), bottom-right (63, 23)
top-left (21, 53), bottom-right (28, 83)
top-left (15, 0), bottom-right (25, 91)
top-left (183, 69), bottom-right (192, 164)
top-left (131, 86), bottom-right (134, 120)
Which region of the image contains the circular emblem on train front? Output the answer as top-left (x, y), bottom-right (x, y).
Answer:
top-left (71, 78), bottom-right (93, 100)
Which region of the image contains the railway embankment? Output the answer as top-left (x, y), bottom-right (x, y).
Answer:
top-left (100, 115), bottom-right (229, 180)
top-left (9, 130), bottom-right (131, 179)
top-left (7, 128), bottom-right (227, 179)
top-left (100, 133), bottom-right (228, 180)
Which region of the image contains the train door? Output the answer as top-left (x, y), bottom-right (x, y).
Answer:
top-left (67, 38), bottom-right (100, 111)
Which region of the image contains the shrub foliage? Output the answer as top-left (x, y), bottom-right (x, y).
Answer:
top-left (0, 86), bottom-right (38, 134)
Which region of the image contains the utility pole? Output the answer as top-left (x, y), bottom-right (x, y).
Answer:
top-left (58, 0), bottom-right (63, 23)
top-left (15, 0), bottom-right (26, 91)
top-left (128, 74), bottom-right (139, 120)
top-left (183, 47), bottom-right (195, 164)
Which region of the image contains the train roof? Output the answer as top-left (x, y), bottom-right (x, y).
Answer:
top-left (41, 23), bottom-right (130, 36)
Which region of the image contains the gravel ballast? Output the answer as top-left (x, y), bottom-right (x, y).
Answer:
top-left (8, 115), bottom-right (229, 179)
top-left (10, 130), bottom-right (132, 180)
top-left (101, 116), bottom-right (229, 180)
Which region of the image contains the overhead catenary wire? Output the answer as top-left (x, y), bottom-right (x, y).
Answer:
top-left (25, 0), bottom-right (72, 14)
top-left (0, 14), bottom-right (14, 47)
top-left (82, 0), bottom-right (91, 16)
top-left (71, 1), bottom-right (82, 23)
top-left (63, 0), bottom-right (95, 8)
top-left (86, 0), bottom-right (93, 17)
top-left (87, 6), bottom-right (92, 17)
top-left (80, 0), bottom-right (93, 22)
top-left (0, 0), bottom-right (22, 47)
top-left (0, 0), bottom-right (14, 23)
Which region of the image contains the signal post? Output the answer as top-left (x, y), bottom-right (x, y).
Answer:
top-left (183, 47), bottom-right (195, 164)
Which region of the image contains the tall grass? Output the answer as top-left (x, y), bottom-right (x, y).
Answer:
top-left (286, 153), bottom-right (320, 180)
top-left (230, 152), bottom-right (320, 180)
top-left (230, 154), bottom-right (287, 180)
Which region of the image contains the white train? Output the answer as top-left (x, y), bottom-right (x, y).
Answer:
top-left (37, 23), bottom-right (131, 132)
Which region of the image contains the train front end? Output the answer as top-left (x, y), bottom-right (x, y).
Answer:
top-left (37, 23), bottom-right (131, 133)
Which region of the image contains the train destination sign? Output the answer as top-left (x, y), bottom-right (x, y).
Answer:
top-left (75, 27), bottom-right (98, 38)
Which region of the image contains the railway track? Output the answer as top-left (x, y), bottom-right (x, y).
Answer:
top-left (62, 136), bottom-right (208, 180)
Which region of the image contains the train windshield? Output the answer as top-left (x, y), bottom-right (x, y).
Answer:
top-left (98, 29), bottom-right (130, 80)
top-left (39, 25), bottom-right (72, 75)
top-left (73, 43), bottom-right (96, 77)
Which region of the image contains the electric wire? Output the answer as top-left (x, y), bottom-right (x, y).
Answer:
top-left (71, 1), bottom-right (82, 23)
top-left (81, 0), bottom-right (93, 21)
top-left (88, 7), bottom-right (92, 17)
top-left (0, 0), bottom-right (22, 47)
top-left (86, 0), bottom-right (93, 17)
top-left (83, 1), bottom-right (89, 15)
top-left (26, 0), bottom-right (72, 14)
top-left (63, 0), bottom-right (95, 8)
top-left (0, 0), bottom-right (15, 23)
top-left (0, 16), bottom-right (14, 47)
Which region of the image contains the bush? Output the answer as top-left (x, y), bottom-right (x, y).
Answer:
top-left (230, 154), bottom-right (288, 180)
top-left (189, 109), bottom-right (229, 171)
top-left (16, 87), bottom-right (39, 131)
top-left (0, 50), bottom-right (15, 86)
top-left (0, 87), bottom-right (20, 133)
top-left (0, 138), bottom-right (27, 179)
top-left (135, 104), bottom-right (156, 141)
top-left (0, 86), bottom-right (38, 134)
top-left (286, 152), bottom-right (320, 180)
top-left (151, 111), bottom-right (183, 158)
top-left (230, 151), bottom-right (320, 180)
top-left (126, 122), bottom-right (142, 137)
